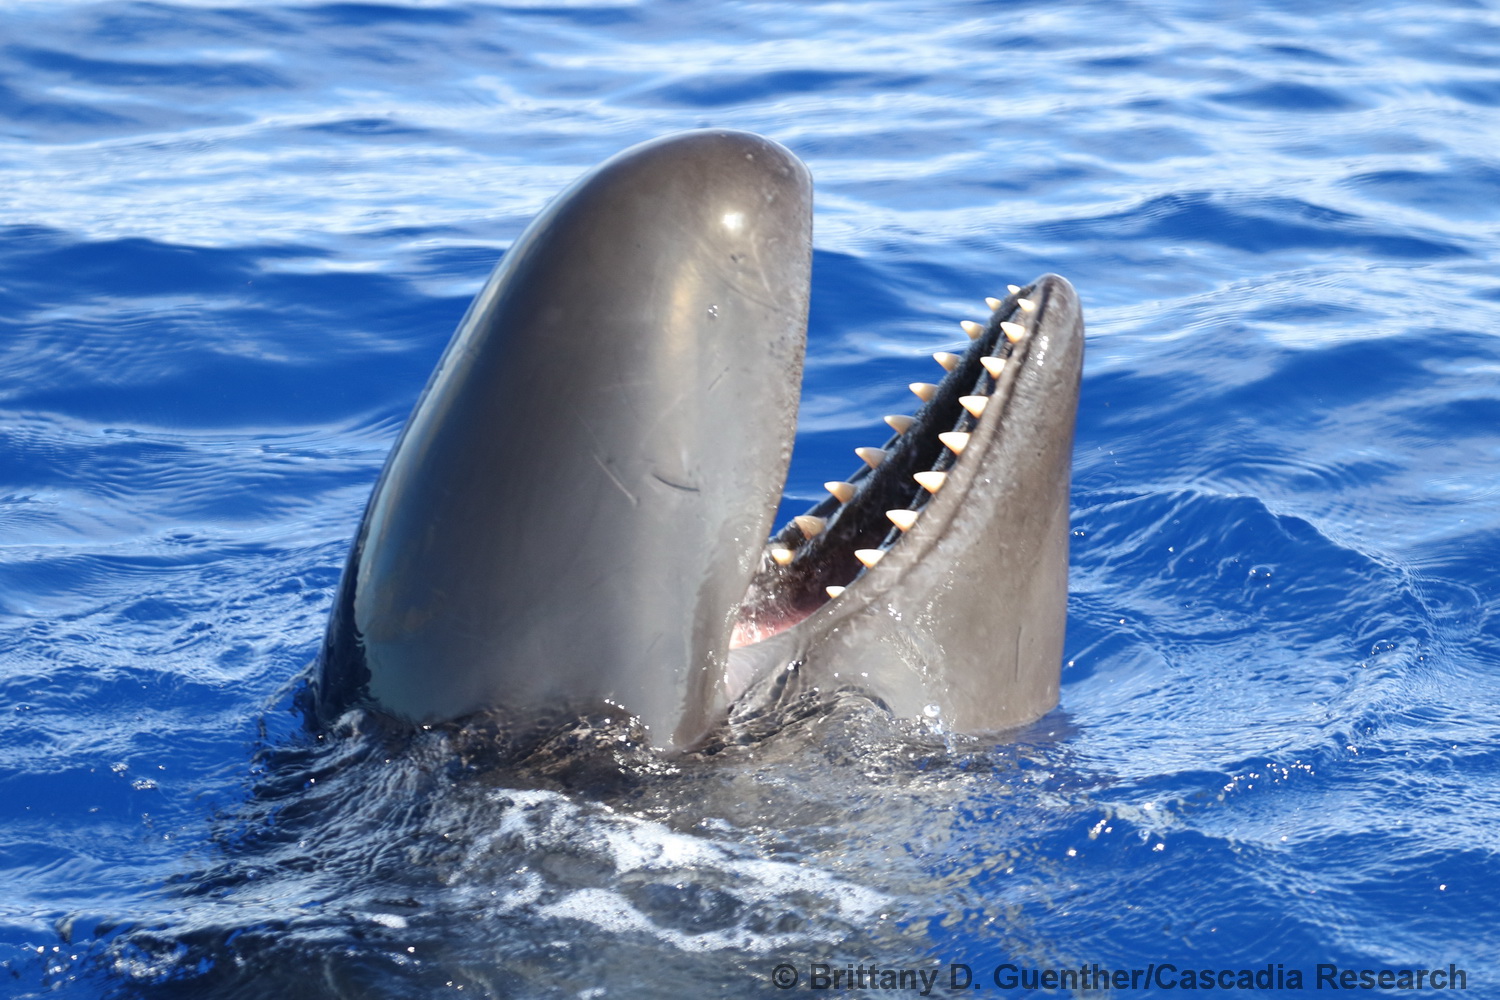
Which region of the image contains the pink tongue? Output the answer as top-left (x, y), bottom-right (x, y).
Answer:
top-left (729, 604), bottom-right (816, 649)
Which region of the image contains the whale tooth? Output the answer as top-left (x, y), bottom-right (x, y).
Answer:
top-left (883, 414), bottom-right (914, 434)
top-left (933, 351), bottom-right (961, 372)
top-left (960, 395), bottom-right (989, 418)
top-left (770, 547), bottom-right (794, 566)
top-left (985, 296), bottom-right (1003, 311)
top-left (910, 382), bottom-right (938, 402)
top-left (855, 447), bottom-right (887, 469)
top-left (825, 480), bottom-right (856, 504)
top-left (1017, 297), bottom-right (1037, 313)
top-left (1007, 284), bottom-right (1021, 294)
top-left (825, 586), bottom-right (846, 598)
top-left (854, 548), bottom-right (885, 568)
top-left (1001, 321), bottom-right (1026, 343)
top-left (960, 320), bottom-right (985, 340)
top-left (794, 514), bottom-right (826, 538)
top-left (980, 356), bottom-right (1006, 378)
top-left (938, 431), bottom-right (969, 454)
top-left (886, 509), bottom-right (919, 531)
top-left (914, 470), bottom-right (947, 493)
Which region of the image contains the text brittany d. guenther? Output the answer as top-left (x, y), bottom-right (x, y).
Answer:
top-left (783, 961), bottom-right (1469, 993)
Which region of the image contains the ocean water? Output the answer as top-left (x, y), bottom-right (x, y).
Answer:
top-left (3, 1), bottom-right (1499, 997)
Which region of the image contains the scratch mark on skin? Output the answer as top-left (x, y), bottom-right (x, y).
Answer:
top-left (653, 472), bottom-right (700, 493)
top-left (573, 408), bottom-right (640, 506)
top-left (594, 452), bottom-right (639, 506)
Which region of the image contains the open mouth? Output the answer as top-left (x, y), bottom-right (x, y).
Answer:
top-left (314, 128), bottom-right (1080, 747)
top-left (731, 280), bottom-right (1049, 649)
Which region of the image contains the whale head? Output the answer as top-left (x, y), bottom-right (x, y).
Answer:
top-left (311, 129), bottom-right (1083, 749)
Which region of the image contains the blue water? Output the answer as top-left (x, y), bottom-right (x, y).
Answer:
top-left (3, 1), bottom-right (1499, 997)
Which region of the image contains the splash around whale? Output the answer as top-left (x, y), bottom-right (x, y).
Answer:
top-left (87, 130), bottom-right (1086, 998)
top-left (307, 129), bottom-right (1084, 750)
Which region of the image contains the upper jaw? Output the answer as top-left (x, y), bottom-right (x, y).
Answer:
top-left (315, 129), bottom-right (814, 748)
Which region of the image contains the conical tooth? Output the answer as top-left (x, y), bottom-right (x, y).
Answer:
top-left (910, 382), bottom-right (938, 402)
top-left (794, 514), bottom-right (826, 538)
top-left (1001, 321), bottom-right (1026, 343)
top-left (883, 414), bottom-right (914, 434)
top-left (938, 431), bottom-right (970, 455)
top-left (1017, 297), bottom-right (1037, 313)
top-left (933, 351), bottom-right (961, 371)
top-left (981, 356), bottom-right (1006, 378)
top-left (985, 296), bottom-right (1003, 311)
top-left (855, 446), bottom-right (887, 469)
top-left (960, 320), bottom-right (985, 340)
top-left (854, 548), bottom-right (885, 568)
top-left (1007, 284), bottom-right (1021, 294)
top-left (770, 547), bottom-right (794, 566)
top-left (825, 480), bottom-right (855, 504)
top-left (960, 395), bottom-right (989, 418)
top-left (886, 509), bottom-right (919, 531)
top-left (914, 471), bottom-right (947, 493)
top-left (825, 586), bottom-right (846, 598)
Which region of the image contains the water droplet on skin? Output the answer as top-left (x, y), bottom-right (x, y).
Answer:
top-left (707, 304), bottom-right (719, 320)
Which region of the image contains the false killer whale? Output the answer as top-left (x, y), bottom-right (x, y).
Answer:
top-left (309, 129), bottom-right (1084, 750)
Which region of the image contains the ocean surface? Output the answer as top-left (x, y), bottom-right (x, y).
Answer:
top-left (2, 1), bottom-right (1499, 997)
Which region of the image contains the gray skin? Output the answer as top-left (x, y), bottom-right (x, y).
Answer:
top-left (313, 129), bottom-right (1084, 750)
top-left (727, 273), bottom-right (1083, 735)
